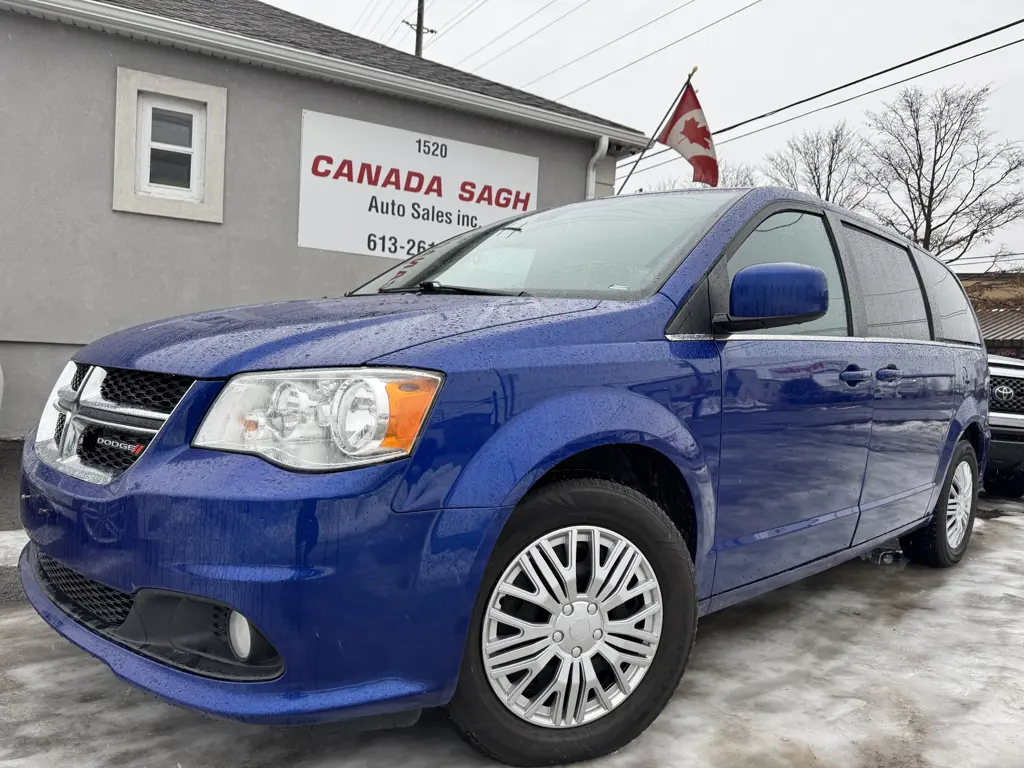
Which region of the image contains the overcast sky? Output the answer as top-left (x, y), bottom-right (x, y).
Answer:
top-left (270, 0), bottom-right (1024, 272)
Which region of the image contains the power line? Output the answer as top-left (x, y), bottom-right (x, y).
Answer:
top-left (351, 0), bottom-right (380, 34)
top-left (557, 0), bottom-right (766, 99)
top-left (428, 0), bottom-right (496, 47)
top-left (392, 0), bottom-right (438, 43)
top-left (521, 0), bottom-right (704, 88)
top-left (453, 0), bottom-right (560, 68)
top-left (616, 18), bottom-right (1024, 177)
top-left (383, 0), bottom-right (416, 44)
top-left (469, 0), bottom-right (601, 73)
top-left (365, 0), bottom-right (404, 37)
top-left (617, 34), bottom-right (1024, 181)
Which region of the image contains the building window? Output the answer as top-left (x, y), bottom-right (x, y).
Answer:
top-left (137, 95), bottom-right (206, 202)
top-left (113, 68), bottom-right (226, 223)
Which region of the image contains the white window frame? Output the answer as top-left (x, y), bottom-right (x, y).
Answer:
top-left (113, 68), bottom-right (226, 223)
top-left (136, 93), bottom-right (206, 203)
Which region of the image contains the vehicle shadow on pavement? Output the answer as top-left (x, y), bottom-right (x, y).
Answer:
top-left (2, 510), bottom-right (1023, 768)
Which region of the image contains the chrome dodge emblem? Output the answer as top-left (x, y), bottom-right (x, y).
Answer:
top-left (994, 384), bottom-right (1015, 402)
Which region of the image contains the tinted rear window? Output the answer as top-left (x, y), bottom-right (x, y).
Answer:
top-left (842, 225), bottom-right (930, 341)
top-left (912, 250), bottom-right (981, 345)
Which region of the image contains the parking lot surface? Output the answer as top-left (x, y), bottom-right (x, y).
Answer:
top-left (0, 500), bottom-right (1022, 768)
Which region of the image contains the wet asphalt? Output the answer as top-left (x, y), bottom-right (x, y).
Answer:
top-left (0, 441), bottom-right (23, 604)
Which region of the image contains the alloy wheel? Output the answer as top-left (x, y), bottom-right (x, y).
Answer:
top-left (481, 526), bottom-right (663, 728)
top-left (946, 460), bottom-right (973, 550)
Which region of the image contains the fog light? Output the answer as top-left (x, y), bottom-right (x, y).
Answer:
top-left (228, 611), bottom-right (253, 661)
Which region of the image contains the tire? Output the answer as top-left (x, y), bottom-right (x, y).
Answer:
top-left (983, 471), bottom-right (1024, 499)
top-left (447, 478), bottom-right (697, 767)
top-left (900, 440), bottom-right (978, 568)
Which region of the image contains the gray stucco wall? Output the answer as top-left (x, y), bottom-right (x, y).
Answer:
top-left (0, 343), bottom-right (84, 440)
top-left (0, 12), bottom-right (605, 437)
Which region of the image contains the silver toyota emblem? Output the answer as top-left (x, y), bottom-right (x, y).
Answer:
top-left (994, 384), bottom-right (1015, 402)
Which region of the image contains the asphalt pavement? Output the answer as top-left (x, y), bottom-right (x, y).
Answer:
top-left (0, 440), bottom-right (25, 603)
top-left (1, 440), bottom-right (22, 531)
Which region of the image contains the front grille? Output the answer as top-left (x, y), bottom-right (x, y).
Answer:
top-left (991, 376), bottom-right (1024, 414)
top-left (70, 362), bottom-right (89, 391)
top-left (39, 365), bottom-right (193, 485)
top-left (100, 368), bottom-right (194, 414)
top-left (35, 551), bottom-right (134, 629)
top-left (993, 431), bottom-right (1024, 444)
top-left (76, 426), bottom-right (150, 473)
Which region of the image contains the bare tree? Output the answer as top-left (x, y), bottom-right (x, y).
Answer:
top-left (718, 159), bottom-right (760, 188)
top-left (860, 85), bottom-right (1024, 263)
top-left (639, 159), bottom-right (759, 192)
top-left (763, 121), bottom-right (868, 208)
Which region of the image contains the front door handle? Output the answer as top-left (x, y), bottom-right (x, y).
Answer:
top-left (839, 365), bottom-right (872, 385)
top-left (876, 365), bottom-right (902, 381)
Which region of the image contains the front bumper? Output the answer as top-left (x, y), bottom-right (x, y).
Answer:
top-left (986, 412), bottom-right (1024, 473)
top-left (20, 432), bottom-right (510, 725)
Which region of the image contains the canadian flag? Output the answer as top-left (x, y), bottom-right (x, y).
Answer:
top-left (657, 84), bottom-right (719, 188)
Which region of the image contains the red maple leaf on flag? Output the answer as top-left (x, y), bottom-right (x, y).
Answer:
top-left (681, 117), bottom-right (712, 149)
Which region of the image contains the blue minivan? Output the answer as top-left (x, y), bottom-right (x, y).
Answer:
top-left (20, 188), bottom-right (988, 766)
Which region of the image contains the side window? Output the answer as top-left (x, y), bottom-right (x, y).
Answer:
top-left (912, 250), bottom-right (982, 345)
top-left (727, 211), bottom-right (849, 336)
top-left (842, 225), bottom-right (930, 341)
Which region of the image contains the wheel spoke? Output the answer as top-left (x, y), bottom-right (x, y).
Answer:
top-left (604, 632), bottom-right (657, 663)
top-left (525, 545), bottom-right (568, 605)
top-left (599, 646), bottom-right (637, 693)
top-left (485, 636), bottom-right (551, 675)
top-left (583, 654), bottom-right (612, 712)
top-left (587, 531), bottom-right (627, 600)
top-left (488, 639), bottom-right (554, 682)
top-left (602, 575), bottom-right (658, 612)
top-left (497, 580), bottom-right (560, 615)
top-left (604, 620), bottom-right (659, 645)
top-left (539, 529), bottom-right (579, 600)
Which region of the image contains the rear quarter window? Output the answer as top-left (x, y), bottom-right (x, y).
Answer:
top-left (911, 250), bottom-right (982, 345)
top-left (842, 225), bottom-right (930, 341)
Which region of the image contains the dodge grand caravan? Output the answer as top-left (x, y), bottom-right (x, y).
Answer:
top-left (20, 188), bottom-right (989, 766)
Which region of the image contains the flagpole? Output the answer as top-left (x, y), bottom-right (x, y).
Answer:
top-left (617, 65), bottom-right (698, 195)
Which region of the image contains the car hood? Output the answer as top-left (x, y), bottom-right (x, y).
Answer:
top-left (76, 294), bottom-right (598, 378)
top-left (990, 354), bottom-right (1024, 371)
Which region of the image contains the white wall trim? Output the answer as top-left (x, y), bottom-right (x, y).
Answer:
top-left (112, 67), bottom-right (226, 223)
top-left (0, 0), bottom-right (648, 153)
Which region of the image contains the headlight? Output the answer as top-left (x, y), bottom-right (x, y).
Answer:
top-left (193, 368), bottom-right (442, 471)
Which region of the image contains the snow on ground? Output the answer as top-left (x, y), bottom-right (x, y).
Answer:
top-left (0, 530), bottom-right (28, 568)
top-left (1, 513), bottom-right (1023, 767)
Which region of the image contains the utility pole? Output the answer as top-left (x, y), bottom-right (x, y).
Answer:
top-left (402, 1), bottom-right (434, 57)
top-left (415, 0), bottom-right (426, 57)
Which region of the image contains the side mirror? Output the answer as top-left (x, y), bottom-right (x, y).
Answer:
top-left (714, 262), bottom-right (828, 333)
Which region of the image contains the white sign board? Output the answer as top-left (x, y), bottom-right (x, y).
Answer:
top-left (298, 110), bottom-right (540, 258)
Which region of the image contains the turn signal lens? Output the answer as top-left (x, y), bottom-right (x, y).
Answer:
top-left (382, 378), bottom-right (441, 452)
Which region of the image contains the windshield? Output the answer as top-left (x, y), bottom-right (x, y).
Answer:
top-left (352, 190), bottom-right (743, 299)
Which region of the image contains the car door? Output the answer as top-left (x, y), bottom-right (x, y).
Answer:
top-left (709, 205), bottom-right (876, 594)
top-left (838, 224), bottom-right (957, 544)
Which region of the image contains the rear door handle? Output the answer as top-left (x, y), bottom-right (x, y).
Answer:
top-left (839, 365), bottom-right (872, 385)
top-left (876, 365), bottom-right (902, 381)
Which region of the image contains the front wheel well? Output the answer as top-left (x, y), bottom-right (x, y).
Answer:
top-left (526, 444), bottom-right (698, 561)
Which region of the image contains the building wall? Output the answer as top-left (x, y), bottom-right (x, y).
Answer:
top-left (0, 12), bottom-right (607, 437)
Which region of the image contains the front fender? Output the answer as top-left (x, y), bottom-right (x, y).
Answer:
top-left (445, 387), bottom-right (716, 598)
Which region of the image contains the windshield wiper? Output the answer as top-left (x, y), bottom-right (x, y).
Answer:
top-left (380, 281), bottom-right (529, 297)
